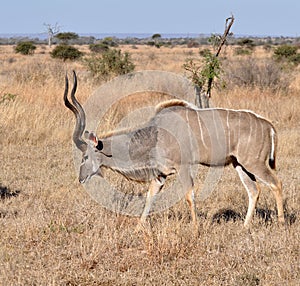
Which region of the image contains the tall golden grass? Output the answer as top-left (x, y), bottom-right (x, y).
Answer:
top-left (0, 44), bottom-right (299, 285)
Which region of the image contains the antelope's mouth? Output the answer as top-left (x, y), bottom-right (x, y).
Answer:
top-left (79, 169), bottom-right (101, 184)
top-left (79, 175), bottom-right (90, 184)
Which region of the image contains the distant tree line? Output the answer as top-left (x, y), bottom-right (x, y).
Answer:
top-left (2, 33), bottom-right (300, 47)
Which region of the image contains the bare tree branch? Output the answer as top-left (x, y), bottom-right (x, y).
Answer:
top-left (205, 15), bottom-right (235, 101)
top-left (44, 23), bottom-right (60, 48)
top-left (215, 15), bottom-right (235, 57)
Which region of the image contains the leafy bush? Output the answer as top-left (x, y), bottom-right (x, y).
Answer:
top-left (84, 48), bottom-right (135, 81)
top-left (234, 38), bottom-right (255, 56)
top-left (183, 49), bottom-right (221, 89)
top-left (274, 45), bottom-right (298, 59)
top-left (50, 44), bottom-right (83, 61)
top-left (15, 42), bottom-right (36, 55)
top-left (146, 34), bottom-right (162, 48)
top-left (147, 41), bottom-right (156, 47)
top-left (288, 53), bottom-right (300, 65)
top-left (207, 34), bottom-right (222, 49)
top-left (56, 32), bottom-right (79, 43)
top-left (199, 48), bottom-right (211, 57)
top-left (183, 48), bottom-right (222, 108)
top-left (89, 43), bottom-right (110, 53)
top-left (101, 37), bottom-right (118, 47)
top-left (273, 45), bottom-right (300, 65)
top-left (237, 38), bottom-right (255, 48)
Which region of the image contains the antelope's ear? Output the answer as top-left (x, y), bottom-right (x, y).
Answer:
top-left (84, 131), bottom-right (98, 146)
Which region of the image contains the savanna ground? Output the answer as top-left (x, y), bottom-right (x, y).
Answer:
top-left (0, 44), bottom-right (299, 285)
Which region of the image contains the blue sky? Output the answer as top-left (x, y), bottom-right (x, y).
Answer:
top-left (1, 0), bottom-right (299, 36)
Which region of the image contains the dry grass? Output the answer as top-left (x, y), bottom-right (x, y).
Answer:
top-left (0, 44), bottom-right (299, 285)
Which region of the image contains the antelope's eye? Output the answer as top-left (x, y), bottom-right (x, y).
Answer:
top-left (83, 155), bottom-right (88, 161)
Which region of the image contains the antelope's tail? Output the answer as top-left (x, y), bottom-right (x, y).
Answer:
top-left (269, 127), bottom-right (277, 170)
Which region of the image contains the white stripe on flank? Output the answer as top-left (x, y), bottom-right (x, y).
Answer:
top-left (212, 110), bottom-right (220, 142)
top-left (237, 112), bottom-right (242, 156)
top-left (226, 110), bottom-right (230, 149)
top-left (186, 109), bottom-right (194, 158)
top-left (246, 112), bottom-right (252, 152)
top-left (197, 113), bottom-right (208, 150)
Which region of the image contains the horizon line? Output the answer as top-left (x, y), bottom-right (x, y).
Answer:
top-left (0, 32), bottom-right (298, 39)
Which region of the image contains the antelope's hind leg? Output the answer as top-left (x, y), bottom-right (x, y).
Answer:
top-left (270, 180), bottom-right (284, 224)
top-left (234, 165), bottom-right (261, 227)
top-left (252, 165), bottom-right (284, 224)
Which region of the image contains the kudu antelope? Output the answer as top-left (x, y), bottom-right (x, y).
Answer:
top-left (64, 71), bottom-right (284, 227)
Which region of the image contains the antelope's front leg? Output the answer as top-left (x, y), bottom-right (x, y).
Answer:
top-left (140, 176), bottom-right (166, 223)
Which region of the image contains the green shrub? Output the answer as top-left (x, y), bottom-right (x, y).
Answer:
top-left (273, 45), bottom-right (300, 65)
top-left (84, 48), bottom-right (135, 81)
top-left (147, 41), bottom-right (156, 47)
top-left (274, 45), bottom-right (298, 59)
top-left (199, 48), bottom-right (211, 57)
top-left (15, 42), bottom-right (36, 55)
top-left (89, 43), bottom-right (110, 53)
top-left (183, 49), bottom-right (221, 88)
top-left (56, 32), bottom-right (79, 43)
top-left (102, 37), bottom-right (118, 47)
top-left (237, 38), bottom-right (255, 48)
top-left (288, 53), bottom-right (300, 65)
top-left (50, 44), bottom-right (83, 61)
